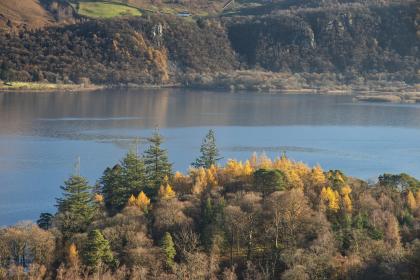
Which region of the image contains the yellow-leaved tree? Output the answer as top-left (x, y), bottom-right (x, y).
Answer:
top-left (68, 243), bottom-right (79, 266)
top-left (128, 191), bottom-right (151, 212)
top-left (321, 186), bottom-right (340, 212)
top-left (311, 165), bottom-right (326, 186)
top-left (94, 193), bottom-right (104, 203)
top-left (407, 190), bottom-right (417, 211)
top-left (416, 191), bottom-right (420, 207)
top-left (341, 185), bottom-right (352, 213)
top-left (159, 182), bottom-right (176, 200)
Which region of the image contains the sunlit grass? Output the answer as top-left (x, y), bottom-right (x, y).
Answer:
top-left (0, 82), bottom-right (88, 91)
top-left (77, 2), bottom-right (142, 19)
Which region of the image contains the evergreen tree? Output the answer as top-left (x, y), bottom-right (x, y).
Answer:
top-left (36, 212), bottom-right (53, 230)
top-left (161, 232), bottom-right (176, 269)
top-left (55, 175), bottom-right (96, 236)
top-left (192, 129), bottom-right (221, 168)
top-left (143, 131), bottom-right (172, 196)
top-left (253, 168), bottom-right (286, 197)
top-left (83, 229), bottom-right (115, 270)
top-left (99, 151), bottom-right (146, 212)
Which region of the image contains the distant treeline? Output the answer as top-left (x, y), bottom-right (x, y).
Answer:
top-left (0, 2), bottom-right (418, 87)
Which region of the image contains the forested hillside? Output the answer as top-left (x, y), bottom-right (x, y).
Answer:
top-left (0, 0), bottom-right (418, 90)
top-left (2, 130), bottom-right (420, 279)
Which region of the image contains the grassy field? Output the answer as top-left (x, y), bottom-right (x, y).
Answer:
top-left (77, 2), bottom-right (142, 19)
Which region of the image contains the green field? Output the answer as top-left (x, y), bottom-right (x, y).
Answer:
top-left (77, 2), bottom-right (142, 19)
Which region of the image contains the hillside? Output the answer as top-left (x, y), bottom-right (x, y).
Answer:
top-left (0, 0), bottom-right (55, 30)
top-left (0, 0), bottom-right (418, 91)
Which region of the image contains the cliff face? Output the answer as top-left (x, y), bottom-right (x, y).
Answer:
top-left (226, 3), bottom-right (418, 81)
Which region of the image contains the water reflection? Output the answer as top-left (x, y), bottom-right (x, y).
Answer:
top-left (2, 89), bottom-right (420, 225)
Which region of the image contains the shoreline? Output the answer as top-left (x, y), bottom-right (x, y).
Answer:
top-left (1, 81), bottom-right (419, 103)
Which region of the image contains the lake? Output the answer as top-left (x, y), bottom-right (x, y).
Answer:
top-left (2, 89), bottom-right (420, 225)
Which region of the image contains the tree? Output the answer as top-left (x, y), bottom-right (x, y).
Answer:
top-left (82, 230), bottom-right (115, 271)
top-left (55, 175), bottom-right (96, 236)
top-left (37, 213), bottom-right (53, 230)
top-left (68, 243), bottom-right (79, 267)
top-left (161, 232), bottom-right (176, 269)
top-left (253, 168), bottom-right (286, 196)
top-left (99, 151), bottom-right (146, 212)
top-left (143, 130), bottom-right (172, 196)
top-left (159, 180), bottom-right (177, 200)
top-left (192, 129), bottom-right (221, 168)
top-left (407, 190), bottom-right (417, 211)
top-left (128, 191), bottom-right (151, 212)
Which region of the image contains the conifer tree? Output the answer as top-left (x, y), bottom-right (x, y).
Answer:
top-left (192, 129), bottom-right (221, 168)
top-left (161, 232), bottom-right (176, 269)
top-left (83, 230), bottom-right (115, 271)
top-left (56, 175), bottom-right (96, 236)
top-left (37, 212), bottom-right (53, 230)
top-left (143, 130), bottom-right (172, 196)
top-left (100, 151), bottom-right (146, 212)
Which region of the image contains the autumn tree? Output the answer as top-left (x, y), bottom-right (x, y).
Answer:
top-left (407, 190), bottom-right (417, 211)
top-left (55, 175), bottom-right (96, 236)
top-left (128, 191), bottom-right (151, 212)
top-left (144, 130), bottom-right (172, 197)
top-left (158, 179), bottom-right (176, 200)
top-left (192, 129), bottom-right (221, 168)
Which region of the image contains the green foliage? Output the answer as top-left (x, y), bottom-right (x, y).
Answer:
top-left (253, 168), bottom-right (286, 196)
top-left (82, 229), bottom-right (116, 270)
top-left (55, 175), bottom-right (96, 236)
top-left (36, 212), bottom-right (53, 230)
top-left (161, 232), bottom-right (176, 269)
top-left (192, 129), bottom-right (221, 168)
top-left (99, 151), bottom-right (146, 212)
top-left (143, 131), bottom-right (172, 196)
top-left (200, 197), bottom-right (225, 250)
top-left (378, 173), bottom-right (420, 192)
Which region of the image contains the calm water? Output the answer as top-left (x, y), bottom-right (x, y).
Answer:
top-left (2, 89), bottom-right (420, 225)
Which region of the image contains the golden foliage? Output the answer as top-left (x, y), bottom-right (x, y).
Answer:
top-left (273, 156), bottom-right (309, 189)
top-left (159, 183), bottom-right (176, 200)
top-left (68, 243), bottom-right (79, 266)
top-left (128, 191), bottom-right (151, 212)
top-left (416, 191), bottom-right (420, 206)
top-left (190, 165), bottom-right (219, 194)
top-left (341, 185), bottom-right (352, 213)
top-left (321, 187), bottom-right (340, 212)
top-left (94, 193), bottom-right (104, 203)
top-left (407, 190), bottom-right (417, 211)
top-left (311, 165), bottom-right (326, 186)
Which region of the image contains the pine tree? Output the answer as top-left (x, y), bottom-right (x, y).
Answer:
top-left (37, 212), bottom-right (53, 230)
top-left (99, 151), bottom-right (146, 212)
top-left (161, 232), bottom-right (176, 269)
top-left (192, 129), bottom-right (221, 168)
top-left (55, 175), bottom-right (96, 236)
top-left (83, 230), bottom-right (115, 271)
top-left (143, 130), bottom-right (172, 196)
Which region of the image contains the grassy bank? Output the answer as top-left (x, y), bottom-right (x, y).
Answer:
top-left (0, 82), bottom-right (104, 92)
top-left (76, 2), bottom-right (142, 19)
